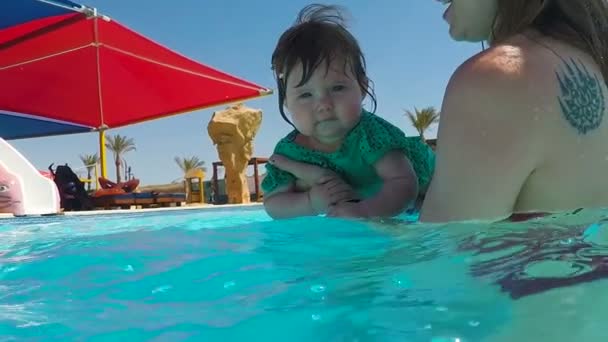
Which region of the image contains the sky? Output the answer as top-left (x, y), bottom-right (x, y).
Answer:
top-left (11, 0), bottom-right (482, 185)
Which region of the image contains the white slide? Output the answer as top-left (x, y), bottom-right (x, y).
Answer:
top-left (0, 138), bottom-right (60, 216)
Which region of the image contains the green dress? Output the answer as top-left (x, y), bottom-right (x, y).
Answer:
top-left (261, 111), bottom-right (435, 198)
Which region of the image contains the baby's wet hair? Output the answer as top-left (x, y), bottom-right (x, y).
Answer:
top-left (271, 4), bottom-right (377, 126)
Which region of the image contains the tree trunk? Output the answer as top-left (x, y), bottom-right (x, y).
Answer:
top-left (418, 129), bottom-right (426, 143)
top-left (115, 160), bottom-right (122, 183)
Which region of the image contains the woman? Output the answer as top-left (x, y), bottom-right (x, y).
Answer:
top-left (269, 0), bottom-right (608, 222)
top-left (420, 0), bottom-right (608, 222)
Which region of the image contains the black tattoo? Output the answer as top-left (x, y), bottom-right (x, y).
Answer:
top-left (556, 58), bottom-right (605, 134)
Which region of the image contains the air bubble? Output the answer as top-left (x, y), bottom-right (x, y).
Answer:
top-left (310, 284), bottom-right (326, 293)
top-left (151, 285), bottom-right (172, 294)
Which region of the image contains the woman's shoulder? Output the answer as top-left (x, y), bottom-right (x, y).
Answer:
top-left (452, 32), bottom-right (593, 89)
top-left (439, 35), bottom-right (549, 151)
top-left (445, 36), bottom-right (553, 114)
top-left (452, 40), bottom-right (529, 86)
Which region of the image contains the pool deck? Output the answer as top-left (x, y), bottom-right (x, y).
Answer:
top-left (0, 202), bottom-right (264, 219)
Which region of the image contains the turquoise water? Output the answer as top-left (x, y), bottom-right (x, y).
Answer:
top-left (1, 206), bottom-right (608, 341)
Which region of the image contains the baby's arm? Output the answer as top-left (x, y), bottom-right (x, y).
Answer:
top-left (359, 150), bottom-right (419, 217)
top-left (263, 183), bottom-right (316, 219)
top-left (263, 154), bottom-right (361, 219)
top-left (264, 175), bottom-right (360, 219)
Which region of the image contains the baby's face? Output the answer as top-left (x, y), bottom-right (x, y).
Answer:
top-left (441, 0), bottom-right (498, 42)
top-left (284, 57), bottom-right (363, 145)
top-left (0, 165), bottom-right (23, 214)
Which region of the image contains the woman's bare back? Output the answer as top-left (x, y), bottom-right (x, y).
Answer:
top-left (421, 30), bottom-right (608, 222)
top-left (508, 32), bottom-right (608, 213)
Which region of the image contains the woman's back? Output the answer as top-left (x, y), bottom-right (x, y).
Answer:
top-left (421, 26), bottom-right (608, 222)
top-left (505, 32), bottom-right (608, 213)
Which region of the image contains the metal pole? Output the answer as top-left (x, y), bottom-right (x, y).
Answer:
top-left (99, 130), bottom-right (107, 179)
top-left (35, 0), bottom-right (85, 12)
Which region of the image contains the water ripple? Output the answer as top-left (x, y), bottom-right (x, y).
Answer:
top-left (1, 208), bottom-right (608, 340)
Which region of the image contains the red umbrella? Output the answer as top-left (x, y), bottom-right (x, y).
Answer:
top-left (0, 1), bottom-right (272, 177)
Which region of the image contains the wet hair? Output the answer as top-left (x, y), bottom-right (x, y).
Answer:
top-left (271, 4), bottom-right (377, 126)
top-left (491, 0), bottom-right (608, 85)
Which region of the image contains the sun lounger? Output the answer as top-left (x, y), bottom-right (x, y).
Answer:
top-left (91, 192), bottom-right (185, 209)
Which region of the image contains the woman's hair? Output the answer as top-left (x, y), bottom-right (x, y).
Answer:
top-left (271, 4), bottom-right (377, 126)
top-left (491, 0), bottom-right (608, 84)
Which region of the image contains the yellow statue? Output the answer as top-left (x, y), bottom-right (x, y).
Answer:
top-left (207, 103), bottom-right (262, 204)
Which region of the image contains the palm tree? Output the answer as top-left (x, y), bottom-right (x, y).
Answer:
top-left (404, 106), bottom-right (440, 142)
top-left (174, 156), bottom-right (206, 175)
top-left (79, 153), bottom-right (99, 191)
top-left (105, 134), bottom-right (136, 183)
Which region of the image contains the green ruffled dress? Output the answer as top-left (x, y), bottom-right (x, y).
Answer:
top-left (261, 110), bottom-right (435, 198)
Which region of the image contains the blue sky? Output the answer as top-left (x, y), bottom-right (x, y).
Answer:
top-left (11, 0), bottom-right (482, 185)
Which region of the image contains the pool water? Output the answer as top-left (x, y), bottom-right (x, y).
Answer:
top-left (1, 206), bottom-right (608, 341)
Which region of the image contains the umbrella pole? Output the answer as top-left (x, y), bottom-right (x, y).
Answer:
top-left (99, 130), bottom-right (107, 179)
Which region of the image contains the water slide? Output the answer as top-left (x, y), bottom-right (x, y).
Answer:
top-left (0, 138), bottom-right (60, 216)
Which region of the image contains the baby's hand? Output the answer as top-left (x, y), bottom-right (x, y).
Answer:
top-left (308, 176), bottom-right (359, 214)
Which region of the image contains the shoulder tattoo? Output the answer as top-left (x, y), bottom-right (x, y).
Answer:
top-left (556, 58), bottom-right (605, 134)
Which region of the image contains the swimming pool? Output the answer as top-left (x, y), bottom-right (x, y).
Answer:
top-left (1, 205), bottom-right (607, 341)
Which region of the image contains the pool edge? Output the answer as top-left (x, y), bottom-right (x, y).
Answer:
top-left (0, 202), bottom-right (265, 219)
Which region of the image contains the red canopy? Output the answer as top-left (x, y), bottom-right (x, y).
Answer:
top-left (0, 8), bottom-right (272, 139)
